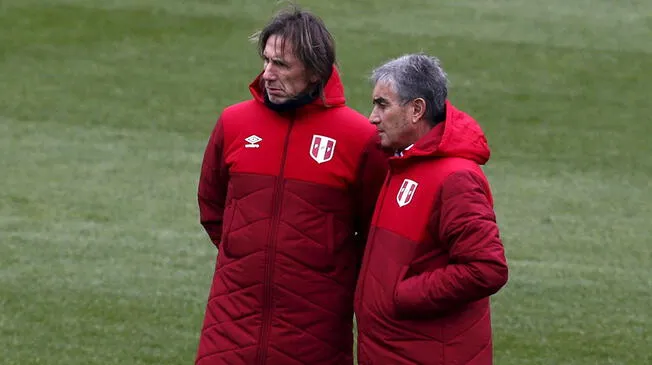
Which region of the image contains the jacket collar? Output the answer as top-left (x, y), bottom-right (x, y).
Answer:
top-left (391, 101), bottom-right (491, 165)
top-left (249, 66), bottom-right (346, 111)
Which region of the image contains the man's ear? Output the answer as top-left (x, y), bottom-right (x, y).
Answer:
top-left (411, 98), bottom-right (426, 123)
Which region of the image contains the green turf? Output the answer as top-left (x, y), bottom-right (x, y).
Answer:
top-left (1, 0), bottom-right (650, 364)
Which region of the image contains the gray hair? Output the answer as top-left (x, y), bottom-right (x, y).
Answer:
top-left (371, 53), bottom-right (448, 125)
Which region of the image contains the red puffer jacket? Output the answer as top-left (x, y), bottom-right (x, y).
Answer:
top-left (196, 68), bottom-right (388, 365)
top-left (355, 102), bottom-right (509, 365)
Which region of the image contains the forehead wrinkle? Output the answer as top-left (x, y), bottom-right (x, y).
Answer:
top-left (373, 83), bottom-right (399, 103)
top-left (266, 35), bottom-right (300, 65)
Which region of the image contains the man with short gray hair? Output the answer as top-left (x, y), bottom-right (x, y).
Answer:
top-left (354, 53), bottom-right (509, 365)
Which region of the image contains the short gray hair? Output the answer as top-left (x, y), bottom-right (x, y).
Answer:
top-left (371, 53), bottom-right (448, 125)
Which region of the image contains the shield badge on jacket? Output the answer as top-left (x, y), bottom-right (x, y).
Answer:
top-left (310, 135), bottom-right (336, 164)
top-left (397, 179), bottom-right (418, 207)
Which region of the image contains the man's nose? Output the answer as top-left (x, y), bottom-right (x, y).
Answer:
top-left (262, 63), bottom-right (276, 80)
top-left (369, 111), bottom-right (380, 125)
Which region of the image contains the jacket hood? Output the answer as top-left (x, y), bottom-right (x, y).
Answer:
top-left (249, 66), bottom-right (346, 108)
top-left (400, 101), bottom-right (491, 164)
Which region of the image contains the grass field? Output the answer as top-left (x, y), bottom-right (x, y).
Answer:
top-left (1, 0), bottom-right (651, 364)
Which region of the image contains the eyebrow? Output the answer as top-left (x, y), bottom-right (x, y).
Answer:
top-left (262, 53), bottom-right (288, 65)
top-left (373, 97), bottom-right (389, 105)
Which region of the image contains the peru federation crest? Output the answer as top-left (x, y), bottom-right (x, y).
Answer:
top-left (310, 135), bottom-right (336, 164)
top-left (397, 179), bottom-right (418, 207)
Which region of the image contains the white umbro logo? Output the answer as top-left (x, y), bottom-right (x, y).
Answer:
top-left (244, 135), bottom-right (262, 148)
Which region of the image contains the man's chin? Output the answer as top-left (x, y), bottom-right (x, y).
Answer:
top-left (265, 89), bottom-right (288, 103)
top-left (378, 135), bottom-right (391, 149)
top-left (267, 95), bottom-right (289, 104)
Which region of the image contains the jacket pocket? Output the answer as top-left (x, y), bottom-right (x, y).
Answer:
top-left (324, 213), bottom-right (336, 271)
top-left (391, 265), bottom-right (410, 317)
top-left (305, 213), bottom-right (335, 272)
top-left (280, 213), bottom-right (335, 272)
top-left (220, 199), bottom-right (238, 257)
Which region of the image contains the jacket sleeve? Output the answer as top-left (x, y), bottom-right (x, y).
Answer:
top-left (352, 135), bottom-right (389, 250)
top-left (198, 118), bottom-right (229, 247)
top-left (394, 170), bottom-right (508, 315)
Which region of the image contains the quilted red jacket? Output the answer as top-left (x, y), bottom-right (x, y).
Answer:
top-left (196, 68), bottom-right (388, 365)
top-left (354, 102), bottom-right (509, 365)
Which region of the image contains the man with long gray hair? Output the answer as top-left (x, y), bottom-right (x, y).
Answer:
top-left (195, 5), bottom-right (388, 365)
top-left (354, 53), bottom-right (509, 364)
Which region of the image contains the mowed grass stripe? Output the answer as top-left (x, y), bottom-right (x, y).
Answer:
top-left (0, 4), bottom-right (261, 135)
top-left (5, 0), bottom-right (651, 53)
top-left (2, 2), bottom-right (650, 175)
top-left (1, 116), bottom-right (213, 364)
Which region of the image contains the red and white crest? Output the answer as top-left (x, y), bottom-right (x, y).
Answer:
top-left (310, 135), bottom-right (336, 164)
top-left (396, 179), bottom-right (418, 207)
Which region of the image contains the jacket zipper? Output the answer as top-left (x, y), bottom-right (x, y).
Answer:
top-left (256, 115), bottom-right (295, 365)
